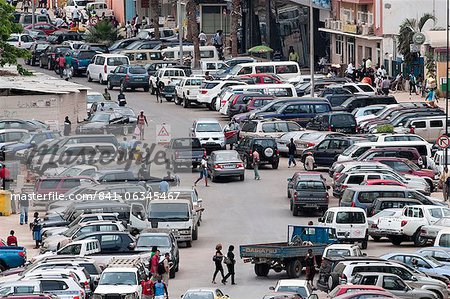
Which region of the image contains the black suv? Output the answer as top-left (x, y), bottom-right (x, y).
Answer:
top-left (39, 45), bottom-right (71, 69)
top-left (235, 137), bottom-right (280, 169)
top-left (306, 112), bottom-right (357, 133)
top-left (334, 95), bottom-right (397, 112)
top-left (26, 41), bottom-right (50, 66)
top-left (301, 136), bottom-right (363, 169)
top-left (318, 86), bottom-right (354, 107)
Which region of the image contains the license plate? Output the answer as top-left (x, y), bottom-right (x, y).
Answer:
top-left (223, 165), bottom-right (236, 169)
top-left (304, 204), bottom-right (317, 208)
top-left (335, 128), bottom-right (347, 132)
top-left (135, 78), bottom-right (142, 81)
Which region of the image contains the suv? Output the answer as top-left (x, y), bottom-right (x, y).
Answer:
top-left (175, 77), bottom-right (205, 107)
top-left (235, 136), bottom-right (280, 169)
top-left (246, 95), bottom-right (276, 112)
top-left (301, 136), bottom-right (361, 170)
top-left (329, 260), bottom-right (448, 298)
top-left (240, 119), bottom-right (302, 139)
top-left (26, 41), bottom-right (50, 66)
top-left (197, 80), bottom-right (247, 109)
top-left (39, 45), bottom-right (71, 70)
top-left (357, 147), bottom-right (423, 166)
top-left (87, 54), bottom-right (130, 84)
top-left (15, 275), bottom-right (86, 299)
top-left (336, 95), bottom-right (398, 112)
top-left (289, 176), bottom-right (329, 215)
top-left (370, 197), bottom-right (422, 217)
top-left (150, 68), bottom-right (188, 94)
top-left (319, 85), bottom-right (354, 107)
top-left (306, 112), bottom-right (357, 133)
top-left (2, 130), bottom-right (60, 161)
top-left (190, 119), bottom-right (225, 152)
top-left (226, 93), bottom-right (264, 117)
top-left (107, 65), bottom-right (150, 91)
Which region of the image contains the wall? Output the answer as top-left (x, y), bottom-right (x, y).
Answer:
top-left (0, 91), bottom-right (87, 133)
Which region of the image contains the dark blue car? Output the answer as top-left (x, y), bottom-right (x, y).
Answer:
top-left (1, 130), bottom-right (61, 161)
top-left (257, 98), bottom-right (332, 127)
top-left (107, 65), bottom-right (150, 92)
top-left (70, 50), bottom-right (97, 76)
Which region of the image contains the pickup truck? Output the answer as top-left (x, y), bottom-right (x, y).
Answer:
top-left (240, 226), bottom-right (336, 278)
top-left (174, 77), bottom-right (205, 107)
top-left (165, 137), bottom-right (205, 170)
top-left (149, 68), bottom-right (188, 95)
top-left (377, 205), bottom-right (450, 246)
top-left (0, 246), bottom-right (27, 270)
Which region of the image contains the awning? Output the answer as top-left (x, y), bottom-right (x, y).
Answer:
top-left (319, 27), bottom-right (383, 40)
top-left (424, 30), bottom-right (450, 48)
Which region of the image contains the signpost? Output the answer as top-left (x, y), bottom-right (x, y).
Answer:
top-left (437, 135), bottom-right (450, 149)
top-left (156, 123), bottom-right (171, 145)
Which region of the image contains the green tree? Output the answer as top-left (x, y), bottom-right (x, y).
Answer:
top-left (397, 13), bottom-right (436, 64)
top-left (425, 50), bottom-right (436, 78)
top-left (85, 20), bottom-right (119, 45)
top-left (0, 0), bottom-right (30, 75)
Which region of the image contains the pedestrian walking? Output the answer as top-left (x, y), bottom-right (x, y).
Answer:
top-left (287, 138), bottom-right (297, 168)
top-left (7, 230), bottom-right (17, 246)
top-left (153, 277), bottom-right (168, 299)
top-left (441, 166), bottom-right (450, 201)
top-left (23, 0), bottom-right (30, 12)
top-left (63, 116), bottom-right (71, 136)
top-left (162, 252), bottom-right (170, 286)
top-left (425, 88), bottom-right (438, 107)
top-left (199, 30), bottom-right (207, 46)
top-left (64, 52), bottom-right (72, 80)
top-left (30, 212), bottom-right (42, 249)
top-left (19, 196), bottom-right (29, 225)
top-left (212, 243), bottom-right (225, 284)
top-left (346, 62), bottom-right (355, 81)
top-left (409, 72), bottom-right (418, 95)
top-left (134, 14), bottom-right (142, 32)
top-left (0, 164), bottom-right (10, 190)
top-left (150, 249), bottom-right (160, 279)
top-left (381, 77), bottom-right (391, 95)
top-left (252, 147), bottom-right (261, 180)
top-left (118, 90), bottom-right (127, 106)
top-left (222, 245), bottom-right (236, 285)
top-left (155, 78), bottom-right (162, 103)
top-left (194, 155), bottom-right (208, 187)
top-left (57, 53), bottom-right (65, 78)
top-left (103, 88), bottom-right (111, 101)
top-left (72, 6), bottom-right (80, 27)
top-left (305, 248), bottom-right (316, 285)
top-left (137, 110), bottom-right (148, 141)
top-left (288, 46), bottom-right (299, 63)
top-left (141, 275), bottom-right (154, 299)
top-left (125, 21), bottom-right (132, 38)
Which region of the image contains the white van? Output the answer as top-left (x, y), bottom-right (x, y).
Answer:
top-left (318, 207), bottom-right (369, 249)
top-left (395, 115), bottom-right (448, 143)
top-left (65, 0), bottom-right (95, 19)
top-left (337, 140), bottom-right (433, 162)
top-left (87, 54), bottom-right (130, 84)
top-left (83, 2), bottom-right (113, 19)
top-left (434, 228), bottom-right (450, 247)
top-left (216, 83), bottom-right (297, 111)
top-left (162, 46), bottom-right (219, 62)
top-left (226, 61), bottom-right (301, 80)
top-left (118, 49), bottom-right (163, 65)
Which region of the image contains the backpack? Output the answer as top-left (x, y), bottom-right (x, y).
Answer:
top-left (157, 260), bottom-right (166, 275)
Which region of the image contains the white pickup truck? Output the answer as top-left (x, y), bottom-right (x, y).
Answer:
top-left (174, 77), bottom-right (205, 107)
top-left (149, 68), bottom-right (188, 95)
top-left (377, 205), bottom-right (450, 246)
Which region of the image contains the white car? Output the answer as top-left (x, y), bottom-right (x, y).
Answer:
top-left (270, 279), bottom-right (313, 299)
top-left (175, 77), bottom-right (205, 107)
top-left (342, 82), bottom-right (376, 95)
top-left (323, 244), bottom-right (363, 258)
top-left (191, 118), bottom-right (225, 151)
top-left (149, 68), bottom-right (188, 94)
top-left (7, 34), bottom-right (34, 49)
top-left (87, 54), bottom-right (129, 84)
top-left (19, 274), bottom-right (86, 299)
top-left (196, 80), bottom-right (247, 110)
top-left (86, 91), bottom-right (105, 113)
top-left (137, 27), bottom-right (177, 41)
top-left (64, 0), bottom-right (93, 19)
top-left (352, 105), bottom-right (384, 123)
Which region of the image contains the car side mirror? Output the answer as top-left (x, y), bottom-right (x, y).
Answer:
top-left (318, 217), bottom-right (324, 223)
top-left (110, 70), bottom-right (114, 73)
top-left (363, 253), bottom-right (367, 256)
top-left (287, 178), bottom-right (292, 182)
top-left (269, 286), bottom-right (275, 291)
top-left (327, 186), bottom-right (331, 190)
top-left (411, 276), bottom-right (418, 281)
top-left (404, 286), bottom-right (409, 292)
top-left (128, 242), bottom-right (136, 250)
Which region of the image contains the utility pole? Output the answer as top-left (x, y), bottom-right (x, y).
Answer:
top-left (31, 0), bottom-right (35, 29)
top-left (178, 1), bottom-right (184, 65)
top-left (445, 0), bottom-right (449, 167)
top-left (309, 0), bottom-right (315, 97)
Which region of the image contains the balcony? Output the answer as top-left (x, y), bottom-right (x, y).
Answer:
top-left (324, 18), bottom-right (374, 36)
top-left (341, 0), bottom-right (374, 4)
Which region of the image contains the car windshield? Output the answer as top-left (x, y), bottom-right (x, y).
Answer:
top-left (63, 224), bottom-right (80, 237)
top-left (129, 67), bottom-right (147, 74)
top-left (19, 133), bottom-right (34, 143)
top-left (404, 159), bottom-right (420, 170)
top-left (107, 57), bottom-right (129, 66)
top-left (91, 114), bottom-right (111, 122)
top-left (326, 249), bottom-right (351, 257)
top-left (215, 152), bottom-right (239, 162)
top-left (87, 94), bottom-right (104, 103)
top-left (196, 123), bottom-right (221, 132)
top-left (183, 291), bottom-right (214, 299)
top-left (276, 286), bottom-right (308, 298)
top-left (77, 51), bottom-right (96, 59)
top-left (148, 203), bottom-right (189, 221)
top-left (99, 272), bottom-right (137, 285)
top-left (137, 236), bottom-right (170, 248)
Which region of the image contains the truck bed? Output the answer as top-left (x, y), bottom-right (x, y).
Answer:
top-left (240, 242), bottom-right (327, 259)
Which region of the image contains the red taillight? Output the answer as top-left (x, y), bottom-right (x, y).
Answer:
top-left (237, 163), bottom-right (244, 168)
top-left (200, 90), bottom-right (207, 94)
top-left (351, 202), bottom-right (355, 207)
top-left (401, 220), bottom-right (408, 227)
top-left (328, 125), bottom-right (332, 131)
top-left (341, 185), bottom-right (348, 190)
top-left (84, 281), bottom-right (90, 290)
top-left (293, 192), bottom-right (298, 200)
top-left (74, 296), bottom-right (80, 299)
top-left (18, 252), bottom-right (25, 257)
top-left (276, 149), bottom-right (279, 156)
top-left (214, 164), bottom-right (222, 169)
top-left (125, 74), bottom-right (129, 81)
top-left (306, 142), bottom-right (315, 148)
top-left (104, 65), bottom-right (107, 74)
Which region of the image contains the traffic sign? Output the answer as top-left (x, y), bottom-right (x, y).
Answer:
top-left (437, 135), bottom-right (450, 149)
top-left (156, 123), bottom-right (171, 144)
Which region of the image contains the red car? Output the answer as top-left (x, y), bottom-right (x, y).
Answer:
top-left (239, 73), bottom-right (284, 84)
top-left (24, 23), bottom-right (58, 35)
top-left (370, 157), bottom-right (438, 191)
top-left (328, 285), bottom-right (389, 298)
top-left (246, 95), bottom-right (276, 112)
top-left (362, 179), bottom-right (406, 187)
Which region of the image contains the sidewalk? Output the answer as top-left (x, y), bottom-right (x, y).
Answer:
top-left (389, 90), bottom-right (448, 111)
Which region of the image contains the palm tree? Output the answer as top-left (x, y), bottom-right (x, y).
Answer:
top-left (397, 13), bottom-right (436, 64)
top-left (230, 0), bottom-right (240, 57)
top-left (85, 20), bottom-right (119, 45)
top-left (186, 0), bottom-right (200, 68)
top-left (150, 0), bottom-right (159, 39)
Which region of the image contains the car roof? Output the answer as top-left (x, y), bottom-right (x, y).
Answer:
top-left (184, 288), bottom-right (219, 293)
top-left (346, 185), bottom-right (410, 191)
top-left (371, 157), bottom-right (409, 162)
top-left (276, 279), bottom-right (308, 286)
top-left (326, 207), bottom-right (366, 212)
top-left (419, 246), bottom-right (450, 252)
top-left (194, 118), bottom-right (221, 123)
top-left (374, 197), bottom-right (420, 202)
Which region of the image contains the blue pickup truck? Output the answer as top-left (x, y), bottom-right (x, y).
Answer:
top-left (240, 225), bottom-right (336, 278)
top-left (0, 245), bottom-right (27, 271)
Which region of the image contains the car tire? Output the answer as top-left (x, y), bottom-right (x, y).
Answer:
top-left (361, 237), bottom-right (368, 249)
top-left (107, 80), bottom-right (113, 90)
top-left (390, 236), bottom-right (403, 246)
top-left (211, 174), bottom-right (217, 182)
top-left (144, 85), bottom-right (149, 92)
top-left (272, 162), bottom-right (279, 169)
top-left (192, 227), bottom-right (198, 241)
top-left (185, 241), bottom-right (192, 248)
top-left (287, 189), bottom-right (291, 198)
top-left (254, 264), bottom-right (270, 277)
top-left (413, 230), bottom-right (427, 246)
top-left (211, 98), bottom-right (217, 110)
top-left (87, 72), bottom-right (92, 82)
top-left (169, 267), bottom-right (176, 279)
top-left (239, 174), bottom-right (244, 181)
top-left (290, 200), bottom-right (293, 211)
top-left (286, 259), bottom-right (302, 278)
top-left (328, 273), bottom-right (340, 291)
top-left (372, 236), bottom-right (381, 242)
top-left (292, 206), bottom-right (299, 216)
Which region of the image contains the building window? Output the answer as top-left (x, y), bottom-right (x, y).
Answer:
top-left (357, 11), bottom-right (373, 25)
top-left (201, 5), bottom-right (230, 35)
top-left (340, 8), bottom-right (354, 23)
top-left (336, 35), bottom-right (344, 55)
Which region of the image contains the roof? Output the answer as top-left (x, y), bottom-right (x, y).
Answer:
top-left (425, 30), bottom-right (450, 48)
top-left (318, 27), bottom-right (383, 40)
top-left (0, 69), bottom-right (89, 94)
top-left (346, 185), bottom-right (410, 191)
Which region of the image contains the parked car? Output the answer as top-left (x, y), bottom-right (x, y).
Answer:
top-left (2, 130), bottom-right (61, 161)
top-left (165, 137), bottom-right (205, 169)
top-left (107, 65), bottom-right (150, 91)
top-left (190, 118), bottom-right (225, 152)
top-left (68, 49), bottom-right (97, 76)
top-left (417, 247), bottom-right (450, 266)
top-left (6, 33), bottom-right (34, 49)
top-left (174, 77), bottom-right (205, 107)
top-left (39, 45), bottom-right (71, 69)
top-left (287, 172), bottom-right (326, 198)
top-left (23, 23), bottom-right (57, 35)
top-left (87, 54), bottom-right (130, 84)
top-left (381, 252), bottom-right (450, 278)
top-left (239, 119), bottom-right (303, 139)
top-left (245, 95), bottom-right (277, 112)
top-left (26, 41), bottom-right (50, 66)
top-left (79, 43), bottom-right (109, 53)
top-left (327, 285), bottom-right (389, 299)
top-left (420, 217), bottom-right (450, 242)
top-left (318, 85), bottom-right (354, 107)
top-left (239, 73), bottom-right (284, 84)
top-left (76, 111), bottom-right (136, 135)
top-left (289, 175), bottom-right (329, 215)
top-left (370, 197), bottom-right (422, 216)
top-left (235, 136), bottom-right (280, 169)
top-left (306, 112), bottom-right (357, 133)
top-left (269, 279), bottom-right (313, 299)
top-left (368, 208), bottom-right (403, 241)
top-left (335, 95), bottom-right (397, 113)
top-left (47, 30), bottom-right (84, 44)
top-left (161, 79), bottom-right (182, 101)
top-left (0, 119), bottom-right (49, 132)
top-left (206, 150), bottom-right (245, 182)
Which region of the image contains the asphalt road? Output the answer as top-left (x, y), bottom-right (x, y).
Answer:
top-left (9, 63), bottom-right (429, 299)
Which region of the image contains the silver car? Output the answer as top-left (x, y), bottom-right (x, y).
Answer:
top-left (420, 217), bottom-right (450, 242)
top-left (351, 272), bottom-right (438, 299)
top-left (207, 150), bottom-right (245, 181)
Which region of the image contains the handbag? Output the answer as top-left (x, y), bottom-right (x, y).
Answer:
top-left (213, 255), bottom-right (223, 262)
top-left (134, 126), bottom-right (141, 136)
top-left (224, 257), bottom-right (232, 265)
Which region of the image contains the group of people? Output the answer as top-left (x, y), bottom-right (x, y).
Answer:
top-left (140, 247), bottom-right (170, 299)
top-left (212, 244), bottom-right (236, 285)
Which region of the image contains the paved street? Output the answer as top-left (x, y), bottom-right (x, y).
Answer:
top-left (0, 63), bottom-right (441, 299)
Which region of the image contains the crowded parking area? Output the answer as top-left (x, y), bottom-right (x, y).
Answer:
top-left (3, 0), bottom-right (450, 299)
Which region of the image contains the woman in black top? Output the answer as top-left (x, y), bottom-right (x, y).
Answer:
top-left (222, 245), bottom-right (236, 285)
top-left (305, 248), bottom-right (316, 285)
top-left (212, 243), bottom-right (225, 284)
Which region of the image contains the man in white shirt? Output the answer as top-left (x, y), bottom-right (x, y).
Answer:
top-left (199, 31), bottom-right (207, 46)
top-left (377, 65), bottom-right (387, 77)
top-left (72, 7), bottom-right (80, 25)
